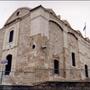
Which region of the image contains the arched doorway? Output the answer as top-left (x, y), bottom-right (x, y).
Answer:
top-left (5, 54), bottom-right (12, 75)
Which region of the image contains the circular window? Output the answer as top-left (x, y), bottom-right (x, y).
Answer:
top-left (32, 44), bottom-right (35, 49)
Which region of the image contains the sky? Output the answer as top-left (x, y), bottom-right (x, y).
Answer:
top-left (0, 1), bottom-right (90, 38)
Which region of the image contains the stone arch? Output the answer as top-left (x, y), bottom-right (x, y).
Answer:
top-left (49, 20), bottom-right (63, 31)
top-left (68, 32), bottom-right (78, 40)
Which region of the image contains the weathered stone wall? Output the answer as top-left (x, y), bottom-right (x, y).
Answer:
top-left (0, 22), bottom-right (20, 84)
top-left (14, 8), bottom-right (50, 85)
top-left (29, 34), bottom-right (49, 84)
top-left (0, 5), bottom-right (90, 85)
top-left (78, 37), bottom-right (90, 79)
top-left (14, 15), bottom-right (32, 85)
top-left (30, 7), bottom-right (49, 38)
top-left (0, 29), bottom-right (4, 69)
top-left (49, 21), bottom-right (64, 81)
top-left (67, 32), bottom-right (81, 80)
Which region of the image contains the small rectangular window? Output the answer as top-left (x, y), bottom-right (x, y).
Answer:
top-left (54, 60), bottom-right (59, 74)
top-left (9, 30), bottom-right (14, 42)
top-left (85, 65), bottom-right (89, 78)
top-left (72, 52), bottom-right (76, 66)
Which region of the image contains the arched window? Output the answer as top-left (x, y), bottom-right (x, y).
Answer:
top-left (72, 52), bottom-right (76, 66)
top-left (9, 30), bottom-right (14, 42)
top-left (54, 60), bottom-right (59, 74)
top-left (85, 64), bottom-right (89, 78)
top-left (5, 54), bottom-right (12, 75)
top-left (16, 11), bottom-right (20, 16)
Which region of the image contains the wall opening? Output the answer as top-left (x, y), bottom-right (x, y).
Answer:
top-left (72, 52), bottom-right (76, 66)
top-left (54, 60), bottom-right (59, 74)
top-left (32, 44), bottom-right (35, 49)
top-left (85, 64), bottom-right (89, 78)
top-left (9, 30), bottom-right (14, 42)
top-left (5, 54), bottom-right (12, 75)
top-left (16, 11), bottom-right (20, 16)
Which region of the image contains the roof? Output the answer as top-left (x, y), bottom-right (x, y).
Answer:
top-left (4, 5), bottom-right (58, 27)
top-left (4, 7), bottom-right (31, 26)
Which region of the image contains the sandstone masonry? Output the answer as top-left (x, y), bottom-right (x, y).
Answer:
top-left (0, 5), bottom-right (90, 85)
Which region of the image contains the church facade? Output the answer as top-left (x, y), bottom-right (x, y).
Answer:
top-left (0, 5), bottom-right (90, 85)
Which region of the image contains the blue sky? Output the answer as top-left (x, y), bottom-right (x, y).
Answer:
top-left (0, 1), bottom-right (90, 38)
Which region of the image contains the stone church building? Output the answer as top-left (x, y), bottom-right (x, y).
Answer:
top-left (0, 5), bottom-right (90, 85)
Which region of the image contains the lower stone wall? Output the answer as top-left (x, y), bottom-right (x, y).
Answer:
top-left (0, 82), bottom-right (90, 90)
